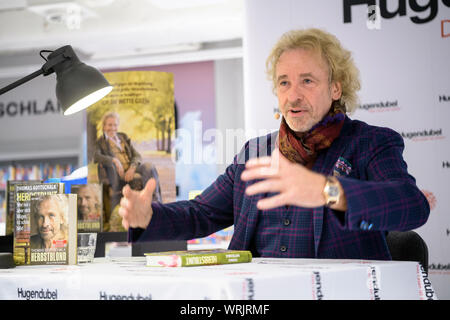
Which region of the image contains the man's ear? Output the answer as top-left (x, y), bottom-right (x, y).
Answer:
top-left (331, 81), bottom-right (342, 101)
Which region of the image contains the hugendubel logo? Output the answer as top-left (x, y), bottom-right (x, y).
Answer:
top-left (311, 271), bottom-right (324, 300)
top-left (245, 278), bottom-right (255, 300)
top-left (417, 264), bottom-right (436, 300)
top-left (358, 100), bottom-right (399, 112)
top-left (367, 266), bottom-right (381, 300)
top-left (439, 94), bottom-right (450, 102)
top-left (343, 0), bottom-right (450, 24)
top-left (401, 128), bottom-right (444, 141)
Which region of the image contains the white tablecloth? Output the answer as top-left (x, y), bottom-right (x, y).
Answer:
top-left (0, 257), bottom-right (437, 300)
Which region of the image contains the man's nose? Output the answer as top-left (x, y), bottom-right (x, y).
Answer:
top-left (42, 216), bottom-right (50, 227)
top-left (287, 84), bottom-right (304, 103)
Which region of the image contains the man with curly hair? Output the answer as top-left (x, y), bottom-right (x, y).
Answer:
top-left (119, 29), bottom-right (430, 260)
top-left (31, 195), bottom-right (68, 250)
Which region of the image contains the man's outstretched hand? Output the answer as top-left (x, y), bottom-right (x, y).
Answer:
top-left (241, 148), bottom-right (327, 210)
top-left (118, 178), bottom-right (156, 230)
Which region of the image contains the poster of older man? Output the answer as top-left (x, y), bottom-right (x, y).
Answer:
top-left (86, 70), bottom-right (175, 232)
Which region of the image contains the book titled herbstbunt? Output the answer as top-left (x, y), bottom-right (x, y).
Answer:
top-left (144, 249), bottom-right (252, 267)
top-left (13, 183), bottom-right (77, 265)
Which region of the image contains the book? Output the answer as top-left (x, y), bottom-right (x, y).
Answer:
top-left (14, 193), bottom-right (78, 265)
top-left (70, 183), bottom-right (103, 232)
top-left (5, 180), bottom-right (42, 235)
top-left (12, 182), bottom-right (78, 265)
top-left (144, 249), bottom-right (252, 267)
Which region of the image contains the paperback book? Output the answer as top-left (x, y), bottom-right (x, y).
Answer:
top-left (144, 249), bottom-right (252, 267)
top-left (13, 183), bottom-right (77, 265)
top-left (5, 180), bottom-right (42, 235)
top-left (70, 183), bottom-right (103, 232)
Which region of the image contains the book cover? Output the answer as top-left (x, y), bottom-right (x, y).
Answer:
top-left (14, 193), bottom-right (77, 265)
top-left (5, 180), bottom-right (42, 236)
top-left (12, 182), bottom-right (76, 265)
top-left (70, 183), bottom-right (103, 232)
top-left (144, 249), bottom-right (252, 267)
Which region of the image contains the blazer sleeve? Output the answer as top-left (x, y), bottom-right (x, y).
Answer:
top-left (336, 128), bottom-right (430, 232)
top-left (128, 157), bottom-right (237, 243)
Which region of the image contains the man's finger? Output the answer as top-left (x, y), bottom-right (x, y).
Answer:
top-left (122, 184), bottom-right (133, 197)
top-left (118, 206), bottom-right (127, 219)
top-left (119, 197), bottom-right (130, 210)
top-left (142, 178), bottom-right (156, 198)
top-left (121, 217), bottom-right (129, 230)
top-left (241, 166), bottom-right (279, 181)
top-left (245, 156), bottom-right (272, 168)
top-left (245, 179), bottom-right (282, 196)
top-left (256, 193), bottom-right (287, 210)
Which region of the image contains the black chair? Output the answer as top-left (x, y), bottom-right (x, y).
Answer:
top-left (386, 231), bottom-right (429, 274)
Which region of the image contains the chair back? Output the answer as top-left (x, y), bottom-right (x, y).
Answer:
top-left (386, 231), bottom-right (429, 274)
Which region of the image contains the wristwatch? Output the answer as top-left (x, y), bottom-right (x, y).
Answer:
top-left (323, 176), bottom-right (340, 207)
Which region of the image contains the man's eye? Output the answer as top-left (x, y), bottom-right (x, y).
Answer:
top-left (303, 78), bottom-right (312, 84)
top-left (279, 81), bottom-right (288, 86)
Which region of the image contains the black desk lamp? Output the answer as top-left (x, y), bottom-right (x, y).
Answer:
top-left (0, 46), bottom-right (112, 268)
top-left (0, 45), bottom-right (112, 115)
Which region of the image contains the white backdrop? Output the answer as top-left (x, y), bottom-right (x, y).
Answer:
top-left (244, 0), bottom-right (450, 298)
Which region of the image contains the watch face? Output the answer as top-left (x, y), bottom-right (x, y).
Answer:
top-left (328, 186), bottom-right (339, 197)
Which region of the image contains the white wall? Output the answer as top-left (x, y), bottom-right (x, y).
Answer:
top-left (243, 0), bottom-right (450, 299)
top-left (214, 58), bottom-right (245, 175)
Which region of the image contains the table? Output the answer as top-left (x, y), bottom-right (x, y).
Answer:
top-left (0, 257), bottom-right (437, 300)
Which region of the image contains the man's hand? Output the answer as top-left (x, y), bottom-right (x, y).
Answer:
top-left (240, 148), bottom-right (327, 210)
top-left (118, 178), bottom-right (156, 230)
top-left (124, 165), bottom-right (136, 182)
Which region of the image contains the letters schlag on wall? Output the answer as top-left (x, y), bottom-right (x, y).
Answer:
top-left (0, 99), bottom-right (61, 117)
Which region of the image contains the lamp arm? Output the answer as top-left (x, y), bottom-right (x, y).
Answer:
top-left (0, 69), bottom-right (44, 96)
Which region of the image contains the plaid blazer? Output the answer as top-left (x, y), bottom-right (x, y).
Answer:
top-left (130, 116), bottom-right (430, 260)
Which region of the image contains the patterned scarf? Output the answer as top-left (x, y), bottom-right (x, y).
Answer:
top-left (278, 102), bottom-right (346, 167)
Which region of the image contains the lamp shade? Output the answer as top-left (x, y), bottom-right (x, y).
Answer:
top-left (56, 63), bottom-right (112, 115)
top-left (47, 46), bottom-right (112, 115)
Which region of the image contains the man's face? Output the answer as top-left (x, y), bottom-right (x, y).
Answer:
top-left (276, 48), bottom-right (342, 134)
top-left (103, 116), bottom-right (118, 138)
top-left (37, 199), bottom-right (63, 241)
top-left (78, 187), bottom-right (97, 217)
